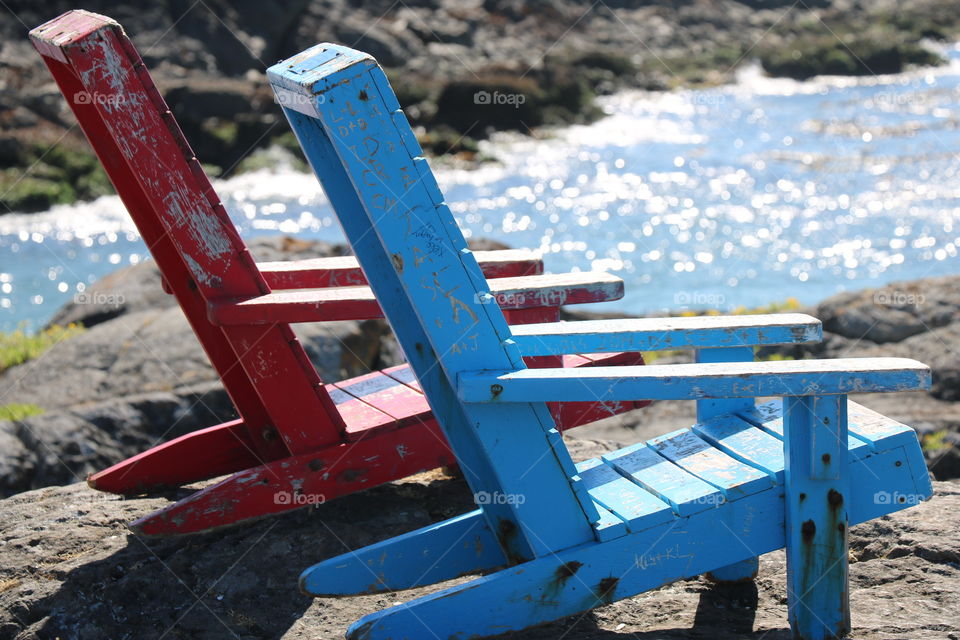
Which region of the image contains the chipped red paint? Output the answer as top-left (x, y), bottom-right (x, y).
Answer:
top-left (257, 250), bottom-right (542, 290)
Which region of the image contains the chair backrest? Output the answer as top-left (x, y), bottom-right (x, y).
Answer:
top-left (269, 44), bottom-right (600, 560)
top-left (30, 11), bottom-right (346, 458)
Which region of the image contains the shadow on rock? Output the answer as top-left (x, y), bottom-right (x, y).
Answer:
top-left (9, 474), bottom-right (473, 640)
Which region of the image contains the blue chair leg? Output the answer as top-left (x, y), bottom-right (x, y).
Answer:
top-left (706, 557), bottom-right (759, 582)
top-left (784, 395), bottom-right (851, 640)
top-left (697, 346), bottom-right (760, 583)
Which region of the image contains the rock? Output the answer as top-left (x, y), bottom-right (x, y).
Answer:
top-left (816, 276), bottom-right (960, 344)
top-left (0, 441), bottom-right (956, 640)
top-left (5, 235), bottom-right (531, 496)
top-left (45, 261), bottom-right (174, 328)
top-left (7, 0), bottom-right (956, 213)
top-left (835, 323), bottom-right (960, 402)
top-left (924, 431), bottom-right (960, 482)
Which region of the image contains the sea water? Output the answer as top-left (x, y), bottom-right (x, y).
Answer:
top-left (2, 47), bottom-right (959, 332)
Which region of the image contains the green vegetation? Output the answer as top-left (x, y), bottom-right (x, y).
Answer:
top-left (921, 429), bottom-right (951, 455)
top-left (640, 349), bottom-right (683, 364)
top-left (0, 403), bottom-right (44, 421)
top-left (733, 297), bottom-right (803, 316)
top-left (759, 29), bottom-right (943, 80)
top-left (757, 4), bottom-right (960, 80)
top-left (640, 44), bottom-right (748, 88)
top-left (0, 142), bottom-right (112, 213)
top-left (0, 324), bottom-right (85, 374)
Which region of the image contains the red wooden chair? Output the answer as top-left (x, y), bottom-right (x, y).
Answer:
top-left (31, 10), bottom-right (647, 535)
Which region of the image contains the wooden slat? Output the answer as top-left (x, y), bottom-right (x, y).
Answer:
top-left (326, 384), bottom-right (398, 435)
top-left (511, 313), bottom-right (822, 356)
top-left (208, 272), bottom-right (625, 326)
top-left (333, 371), bottom-right (431, 441)
top-left (29, 11), bottom-right (347, 457)
top-left (846, 402), bottom-right (921, 451)
top-left (739, 401), bottom-right (871, 459)
top-left (258, 249), bottom-right (543, 290)
top-left (648, 429), bottom-right (773, 500)
top-left (299, 509), bottom-right (509, 596)
top-left (576, 458), bottom-right (674, 532)
top-left (457, 358), bottom-right (931, 403)
top-left (602, 443), bottom-right (721, 517)
top-left (270, 44), bottom-right (601, 558)
top-left (692, 414), bottom-right (784, 479)
top-left (87, 419), bottom-right (261, 494)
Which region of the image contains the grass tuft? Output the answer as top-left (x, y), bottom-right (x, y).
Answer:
top-left (0, 323), bottom-right (85, 373)
top-left (0, 403), bottom-right (44, 421)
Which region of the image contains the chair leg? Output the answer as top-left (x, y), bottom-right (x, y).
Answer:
top-left (299, 508), bottom-right (507, 596)
top-left (87, 419), bottom-right (264, 494)
top-left (706, 557), bottom-right (759, 582)
top-left (129, 419), bottom-right (454, 535)
top-left (696, 346), bottom-right (760, 584)
top-left (784, 395), bottom-right (851, 640)
top-left (342, 503), bottom-right (780, 640)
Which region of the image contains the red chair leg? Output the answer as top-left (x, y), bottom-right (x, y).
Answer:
top-left (88, 419), bottom-right (266, 494)
top-left (130, 418), bottom-right (453, 535)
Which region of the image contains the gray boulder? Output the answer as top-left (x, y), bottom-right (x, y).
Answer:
top-left (816, 276), bottom-right (960, 344)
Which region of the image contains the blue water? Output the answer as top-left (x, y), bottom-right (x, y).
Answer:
top-left (2, 50), bottom-right (960, 332)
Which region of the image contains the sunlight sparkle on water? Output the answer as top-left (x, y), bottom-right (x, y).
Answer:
top-left (3, 48), bottom-right (960, 330)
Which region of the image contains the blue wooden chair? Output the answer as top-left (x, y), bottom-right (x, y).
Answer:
top-left (267, 44), bottom-right (933, 640)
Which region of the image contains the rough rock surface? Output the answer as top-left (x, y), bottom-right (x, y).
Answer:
top-left (4, 0), bottom-right (953, 211)
top-left (0, 437), bottom-right (956, 640)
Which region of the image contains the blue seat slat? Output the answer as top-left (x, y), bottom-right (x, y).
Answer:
top-left (590, 501), bottom-right (629, 542)
top-left (601, 443), bottom-right (720, 517)
top-left (846, 402), bottom-right (919, 451)
top-left (648, 428), bottom-right (774, 500)
top-left (739, 401), bottom-right (872, 459)
top-left (692, 414), bottom-right (784, 480)
top-left (576, 458), bottom-right (674, 534)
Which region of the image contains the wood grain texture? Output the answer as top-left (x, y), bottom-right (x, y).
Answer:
top-left (208, 271), bottom-right (625, 325)
top-left (458, 357), bottom-right (931, 402)
top-left (258, 248), bottom-right (544, 289)
top-left (511, 313), bottom-right (822, 356)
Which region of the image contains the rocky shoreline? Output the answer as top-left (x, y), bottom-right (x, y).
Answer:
top-left (3, 0), bottom-right (960, 212)
top-left (0, 236), bottom-right (957, 637)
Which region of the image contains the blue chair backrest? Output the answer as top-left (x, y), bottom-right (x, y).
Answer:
top-left (268, 45), bottom-right (600, 560)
